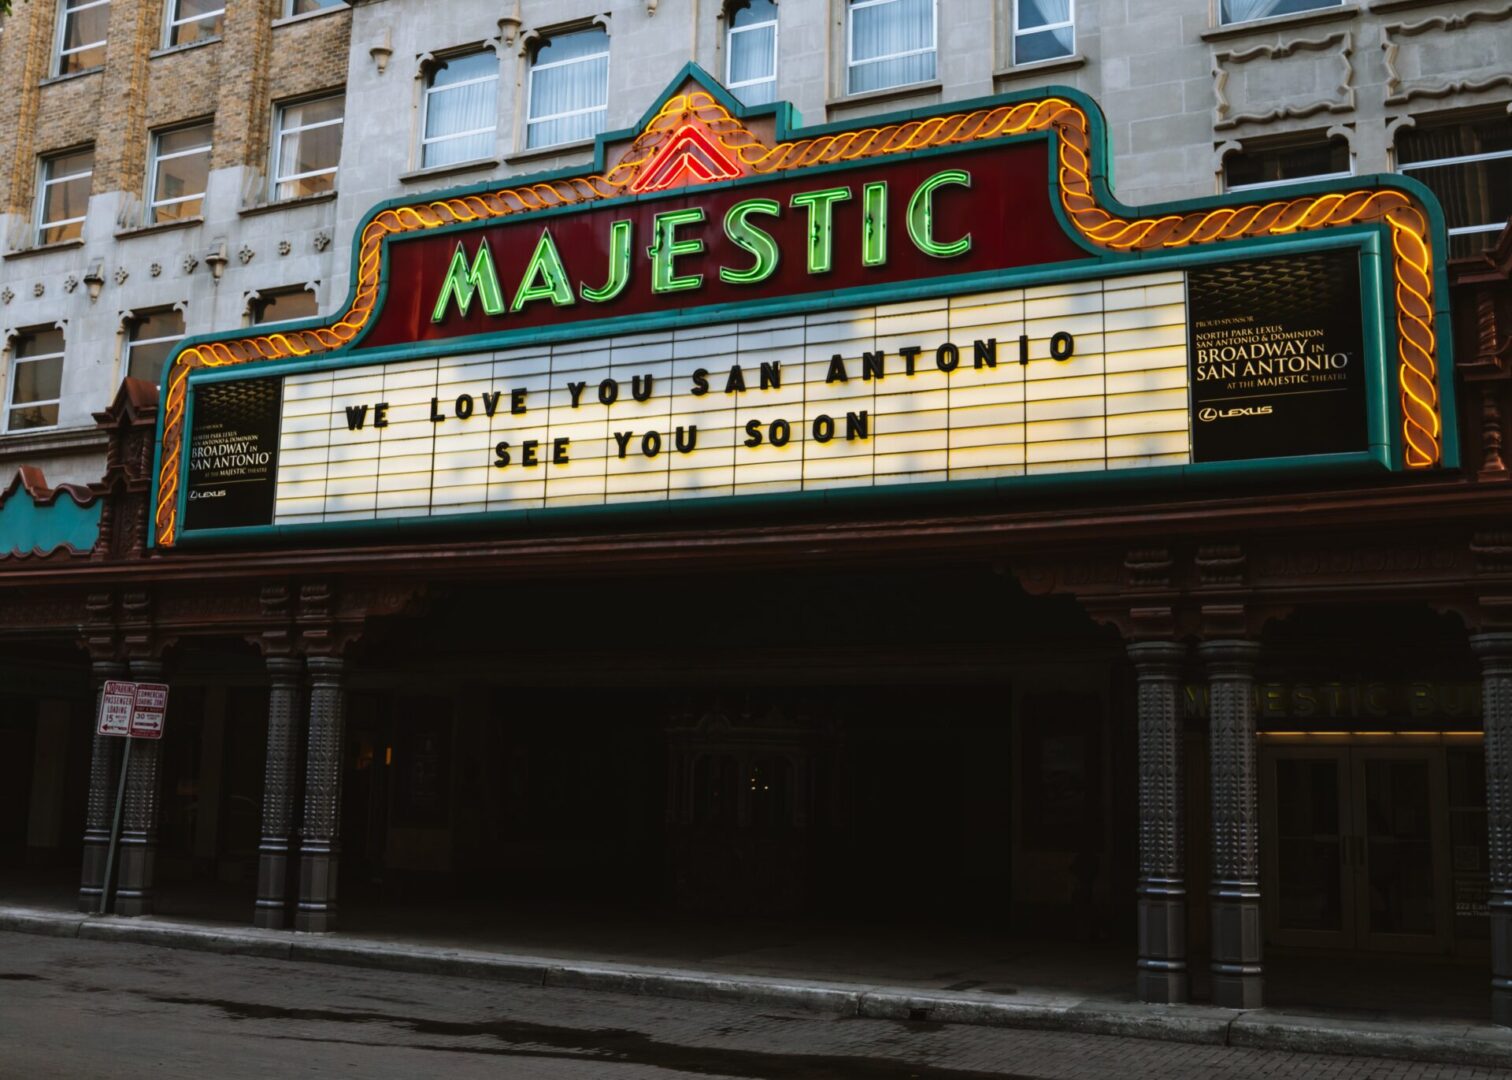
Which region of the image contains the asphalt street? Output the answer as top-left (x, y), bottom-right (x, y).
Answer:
top-left (0, 931), bottom-right (1507, 1079)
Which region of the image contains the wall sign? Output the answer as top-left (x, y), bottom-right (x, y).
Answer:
top-left (157, 67), bottom-right (1454, 545)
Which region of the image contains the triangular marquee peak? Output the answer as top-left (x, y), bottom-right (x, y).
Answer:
top-left (627, 119), bottom-right (746, 193)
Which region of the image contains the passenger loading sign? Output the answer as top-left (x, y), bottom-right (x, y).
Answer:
top-left (96, 681), bottom-right (170, 739)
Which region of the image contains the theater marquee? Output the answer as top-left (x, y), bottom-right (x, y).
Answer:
top-left (156, 66), bottom-right (1455, 545)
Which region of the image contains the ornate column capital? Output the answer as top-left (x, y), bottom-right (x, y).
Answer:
top-left (1473, 632), bottom-right (1512, 670)
top-left (1128, 640), bottom-right (1186, 676)
top-left (307, 655), bottom-right (345, 683)
top-left (1198, 638), bottom-right (1262, 675)
top-left (266, 655), bottom-right (304, 684)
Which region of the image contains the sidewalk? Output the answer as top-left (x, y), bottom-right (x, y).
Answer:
top-left (3, 902), bottom-right (1510, 1070)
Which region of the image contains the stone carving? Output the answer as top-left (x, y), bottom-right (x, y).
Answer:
top-left (64, 274), bottom-right (79, 293)
top-left (1213, 32), bottom-right (1355, 129)
top-left (239, 245), bottom-right (255, 265)
top-left (1125, 548), bottom-right (1174, 589)
top-left (278, 239), bottom-right (291, 256)
top-left (313, 230), bottom-right (332, 252)
top-left (182, 254), bottom-right (198, 274)
top-left (1384, 9), bottom-right (1512, 105)
top-left (114, 267), bottom-right (129, 286)
top-left (33, 282), bottom-right (44, 298)
top-left (1197, 544), bottom-right (1246, 587)
top-left (1, 287), bottom-right (12, 304)
top-left (150, 262), bottom-right (162, 278)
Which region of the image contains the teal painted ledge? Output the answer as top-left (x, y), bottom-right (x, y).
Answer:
top-left (0, 466), bottom-right (101, 559)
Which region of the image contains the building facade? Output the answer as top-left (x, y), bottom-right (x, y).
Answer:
top-left (2, 0), bottom-right (1512, 1027)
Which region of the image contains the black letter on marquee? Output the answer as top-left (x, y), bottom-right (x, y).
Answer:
top-left (899, 345), bottom-right (922, 375)
top-left (481, 391), bottom-right (502, 417)
top-left (493, 441), bottom-right (511, 468)
top-left (826, 355), bottom-right (849, 384)
top-left (759, 362), bottom-right (781, 390)
top-left (598, 379), bottom-right (619, 406)
top-left (568, 381), bottom-right (587, 407)
top-left (511, 388), bottom-right (528, 415)
top-left (632, 375), bottom-right (654, 402)
top-left (812, 414), bottom-right (836, 443)
top-left (552, 437), bottom-right (570, 464)
top-left (613, 430), bottom-right (634, 459)
top-left (429, 397), bottom-right (446, 423)
top-left (724, 365), bottom-right (746, 393)
top-left (521, 439), bottom-right (539, 467)
top-left (690, 369), bottom-right (710, 396)
top-left (642, 430), bottom-right (662, 458)
top-left (675, 425), bottom-right (698, 453)
top-left (770, 418), bottom-right (792, 447)
top-left (1018, 333), bottom-right (1030, 366)
top-left (455, 393), bottom-right (474, 420)
top-left (374, 402), bottom-right (389, 428)
top-left (1050, 331), bottom-right (1075, 361)
top-left (861, 351), bottom-right (885, 381)
top-left (936, 343), bottom-right (960, 373)
top-left (744, 419), bottom-right (763, 447)
top-left (344, 404), bottom-right (369, 431)
top-left (846, 410), bottom-right (870, 441)
top-left (974, 339), bottom-right (997, 369)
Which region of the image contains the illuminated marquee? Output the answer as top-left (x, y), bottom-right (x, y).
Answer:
top-left (156, 66), bottom-right (1455, 546)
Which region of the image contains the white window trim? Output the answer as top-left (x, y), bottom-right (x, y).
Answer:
top-left (54, 0), bottom-right (109, 76)
top-left (282, 0), bottom-right (347, 17)
top-left (1219, 0), bottom-right (1342, 27)
top-left (1398, 144), bottom-right (1512, 239)
top-left (4, 337), bottom-right (66, 434)
top-left (845, 0), bottom-right (938, 92)
top-left (272, 96), bottom-right (344, 199)
top-left (726, 11), bottom-right (778, 94)
top-left (525, 36), bottom-right (610, 149)
top-left (421, 58), bottom-right (500, 165)
top-left (36, 153), bottom-right (93, 244)
top-left (147, 125), bottom-right (213, 220)
top-left (1012, 0), bottom-right (1074, 66)
top-left (165, 0), bottom-right (224, 46)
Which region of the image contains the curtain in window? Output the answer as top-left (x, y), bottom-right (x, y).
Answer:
top-left (729, 25), bottom-right (776, 103)
top-left (1220, 0), bottom-right (1339, 24)
top-left (849, 0), bottom-right (935, 94)
top-left (424, 53), bottom-right (498, 167)
top-left (528, 29), bottom-right (609, 148)
top-left (1015, 0), bottom-right (1072, 64)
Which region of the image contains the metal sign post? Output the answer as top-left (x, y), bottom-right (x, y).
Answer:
top-left (95, 680), bottom-right (168, 916)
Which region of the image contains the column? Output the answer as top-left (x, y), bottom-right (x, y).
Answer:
top-left (1474, 632), bottom-right (1512, 1026)
top-left (254, 657), bottom-right (302, 929)
top-left (296, 656), bottom-right (346, 933)
top-left (114, 659), bottom-right (164, 917)
top-left (1129, 641), bottom-right (1188, 1004)
top-left (1200, 639), bottom-right (1263, 1009)
top-left (78, 661), bottom-right (126, 912)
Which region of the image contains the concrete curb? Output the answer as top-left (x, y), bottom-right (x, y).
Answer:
top-left (4, 905), bottom-right (1510, 1069)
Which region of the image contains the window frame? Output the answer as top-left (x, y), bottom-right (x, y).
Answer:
top-left (54, 0), bottom-right (110, 77)
top-left (4, 329), bottom-right (66, 434)
top-left (1397, 133), bottom-right (1512, 252)
top-left (36, 147), bottom-right (94, 246)
top-left (124, 309), bottom-right (186, 386)
top-left (1012, 0), bottom-right (1075, 67)
top-left (250, 286), bottom-right (320, 326)
top-left (845, 0), bottom-right (938, 96)
top-left (164, 0), bottom-right (224, 47)
top-left (271, 92), bottom-right (344, 201)
top-left (525, 27), bottom-right (612, 151)
top-left (726, 1), bottom-right (778, 103)
top-left (420, 49), bottom-right (501, 168)
top-left (1223, 137), bottom-right (1354, 194)
top-left (281, 0), bottom-right (347, 17)
top-left (1218, 0), bottom-right (1343, 27)
top-left (146, 120), bottom-right (214, 225)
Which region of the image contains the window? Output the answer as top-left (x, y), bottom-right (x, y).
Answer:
top-left (148, 121), bottom-right (212, 224)
top-left (526, 27), bottom-right (609, 150)
top-left (55, 0), bottom-right (109, 76)
top-left (1220, 0), bottom-right (1340, 25)
top-left (1398, 115), bottom-right (1512, 259)
top-left (1224, 136), bottom-right (1351, 193)
top-left (251, 288), bottom-right (318, 325)
top-left (422, 51), bottom-right (498, 168)
top-left (284, 0), bottom-right (345, 15)
top-left (1013, 0), bottom-right (1073, 65)
top-left (124, 310), bottom-right (184, 386)
top-left (37, 148), bottom-right (94, 245)
top-left (273, 95), bottom-right (344, 200)
top-left (166, 0), bottom-right (222, 46)
top-left (5, 328), bottom-right (65, 432)
top-left (727, 0), bottom-right (777, 106)
top-left (847, 0), bottom-right (935, 95)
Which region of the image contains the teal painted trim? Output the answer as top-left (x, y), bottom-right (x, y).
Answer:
top-left (0, 484), bottom-right (101, 558)
top-left (1357, 236), bottom-right (1392, 467)
top-left (173, 449), bottom-right (1388, 548)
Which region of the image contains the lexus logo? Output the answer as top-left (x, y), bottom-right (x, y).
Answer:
top-left (1198, 405), bottom-right (1273, 422)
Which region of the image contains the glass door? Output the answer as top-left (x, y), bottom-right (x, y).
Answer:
top-left (1262, 748), bottom-right (1354, 948)
top-left (1352, 749), bottom-right (1451, 953)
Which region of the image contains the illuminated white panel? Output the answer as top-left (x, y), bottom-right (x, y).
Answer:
top-left (271, 270), bottom-right (1193, 525)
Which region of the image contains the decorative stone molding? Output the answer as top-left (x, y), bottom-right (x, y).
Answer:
top-left (238, 245), bottom-right (255, 265)
top-left (1213, 32), bottom-right (1355, 129)
top-left (1197, 543), bottom-right (1247, 587)
top-left (1383, 8), bottom-right (1512, 105)
top-left (313, 230), bottom-right (331, 252)
top-left (1126, 548), bottom-right (1175, 590)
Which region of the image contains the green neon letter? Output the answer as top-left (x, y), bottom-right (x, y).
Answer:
top-left (789, 186), bottom-right (851, 274)
top-left (862, 182), bottom-right (888, 267)
top-left (581, 219), bottom-right (633, 303)
top-left (907, 169), bottom-right (972, 258)
top-left (648, 207), bottom-right (706, 293)
top-left (431, 239), bottom-right (506, 322)
top-left (511, 228), bottom-right (576, 312)
top-left (720, 198), bottom-right (781, 285)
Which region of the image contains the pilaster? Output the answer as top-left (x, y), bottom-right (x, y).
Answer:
top-left (295, 655), bottom-right (346, 933)
top-left (114, 658), bottom-right (164, 917)
top-left (1474, 632), bottom-right (1512, 1026)
top-left (78, 660), bottom-right (126, 913)
top-left (255, 656), bottom-right (304, 929)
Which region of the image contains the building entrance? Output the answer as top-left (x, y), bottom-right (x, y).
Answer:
top-left (1260, 739), bottom-right (1487, 956)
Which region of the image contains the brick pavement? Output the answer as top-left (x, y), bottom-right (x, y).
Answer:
top-left (0, 932), bottom-right (1507, 1080)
